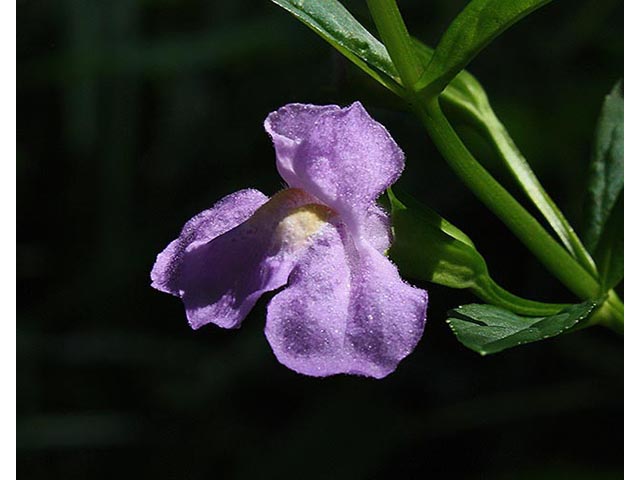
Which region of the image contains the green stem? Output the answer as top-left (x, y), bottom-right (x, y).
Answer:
top-left (366, 0), bottom-right (422, 90)
top-left (416, 98), bottom-right (601, 301)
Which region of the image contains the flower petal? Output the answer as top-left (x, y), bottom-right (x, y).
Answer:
top-left (364, 204), bottom-right (392, 254)
top-left (263, 104), bottom-right (340, 188)
top-left (344, 242), bottom-right (428, 377)
top-left (265, 222), bottom-right (427, 378)
top-left (151, 188), bottom-right (269, 296)
top-left (152, 188), bottom-right (334, 330)
top-left (264, 102), bottom-right (404, 239)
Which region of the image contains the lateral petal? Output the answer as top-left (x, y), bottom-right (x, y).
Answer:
top-left (151, 189), bottom-right (269, 296)
top-left (153, 188), bottom-right (333, 330)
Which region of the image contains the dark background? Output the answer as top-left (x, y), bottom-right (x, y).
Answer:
top-left (17, 0), bottom-right (623, 478)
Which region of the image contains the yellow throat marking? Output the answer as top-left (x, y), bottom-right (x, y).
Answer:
top-left (275, 203), bottom-right (333, 250)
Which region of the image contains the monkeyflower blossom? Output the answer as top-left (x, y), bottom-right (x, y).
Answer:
top-left (151, 102), bottom-right (428, 378)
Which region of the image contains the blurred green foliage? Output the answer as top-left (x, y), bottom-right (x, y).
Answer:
top-left (18, 0), bottom-right (622, 478)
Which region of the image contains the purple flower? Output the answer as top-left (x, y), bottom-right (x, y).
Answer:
top-left (151, 102), bottom-right (428, 378)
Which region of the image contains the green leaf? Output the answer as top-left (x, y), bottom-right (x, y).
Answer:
top-left (583, 80), bottom-right (624, 254)
top-left (271, 0), bottom-right (486, 106)
top-left (270, 0), bottom-right (402, 94)
top-left (388, 189), bottom-right (568, 316)
top-left (415, 0), bottom-right (552, 94)
top-left (476, 109), bottom-right (598, 276)
top-left (447, 300), bottom-right (600, 355)
top-left (593, 195), bottom-right (623, 291)
top-left (388, 188), bottom-right (487, 289)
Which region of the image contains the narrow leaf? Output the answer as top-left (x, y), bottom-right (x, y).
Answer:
top-left (271, 0), bottom-right (402, 93)
top-left (583, 81), bottom-right (624, 254)
top-left (447, 300), bottom-right (600, 355)
top-left (478, 109), bottom-right (597, 275)
top-left (388, 189), bottom-right (486, 289)
top-left (593, 195), bottom-right (623, 291)
top-left (416, 0), bottom-right (552, 93)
